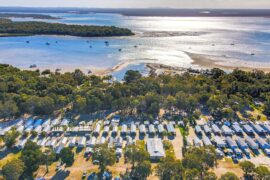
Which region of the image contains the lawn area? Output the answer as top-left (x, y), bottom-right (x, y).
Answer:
top-left (178, 126), bottom-right (188, 137)
top-left (212, 158), bottom-right (243, 178)
top-left (163, 140), bottom-right (175, 159)
top-left (0, 150), bottom-right (21, 168)
top-left (136, 140), bottom-right (145, 150)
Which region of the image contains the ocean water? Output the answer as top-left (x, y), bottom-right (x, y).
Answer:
top-left (1, 12), bottom-right (270, 79)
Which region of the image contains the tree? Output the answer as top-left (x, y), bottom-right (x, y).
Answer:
top-left (124, 70), bottom-right (142, 83)
top-left (125, 144), bottom-right (150, 167)
top-left (255, 165), bottom-right (270, 180)
top-left (204, 172), bottom-right (217, 180)
top-left (4, 129), bottom-right (19, 148)
top-left (239, 161), bottom-right (255, 177)
top-left (182, 146), bottom-right (217, 179)
top-left (156, 156), bottom-right (184, 180)
top-left (185, 168), bottom-right (200, 180)
top-left (0, 100), bottom-right (18, 119)
top-left (2, 159), bottom-right (25, 180)
top-left (132, 160), bottom-right (152, 180)
top-left (20, 141), bottom-right (43, 176)
top-left (92, 144), bottom-right (116, 177)
top-left (219, 172), bottom-right (239, 180)
top-left (59, 147), bottom-right (74, 167)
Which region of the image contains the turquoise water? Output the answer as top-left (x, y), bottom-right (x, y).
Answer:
top-left (1, 12), bottom-right (270, 79)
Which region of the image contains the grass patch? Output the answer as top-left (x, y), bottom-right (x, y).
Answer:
top-left (163, 140), bottom-right (175, 159)
top-left (178, 126), bottom-right (188, 137)
top-left (136, 140), bottom-right (145, 150)
top-left (0, 150), bottom-right (21, 168)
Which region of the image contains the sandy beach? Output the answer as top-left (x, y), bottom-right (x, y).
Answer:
top-left (188, 52), bottom-right (270, 73)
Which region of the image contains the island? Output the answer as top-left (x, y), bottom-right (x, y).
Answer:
top-left (0, 19), bottom-right (134, 37)
top-left (0, 13), bottom-right (60, 19)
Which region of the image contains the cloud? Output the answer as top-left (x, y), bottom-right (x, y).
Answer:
top-left (0, 0), bottom-right (269, 8)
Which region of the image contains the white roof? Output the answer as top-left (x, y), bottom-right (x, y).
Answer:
top-left (147, 138), bottom-right (165, 158)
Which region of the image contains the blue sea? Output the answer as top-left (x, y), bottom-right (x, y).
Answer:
top-left (0, 12), bottom-right (270, 79)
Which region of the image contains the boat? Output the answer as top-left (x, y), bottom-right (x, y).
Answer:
top-left (29, 64), bottom-right (37, 68)
top-left (118, 49), bottom-right (122, 52)
top-left (46, 42), bottom-right (50, 46)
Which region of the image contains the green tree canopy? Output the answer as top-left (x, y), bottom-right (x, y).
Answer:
top-left (2, 159), bottom-right (25, 180)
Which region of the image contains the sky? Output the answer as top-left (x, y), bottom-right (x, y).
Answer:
top-left (0, 0), bottom-right (270, 9)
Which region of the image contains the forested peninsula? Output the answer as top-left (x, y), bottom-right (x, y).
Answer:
top-left (0, 19), bottom-right (134, 37)
top-left (1, 64), bottom-right (270, 122)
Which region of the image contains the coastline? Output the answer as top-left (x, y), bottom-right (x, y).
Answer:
top-left (187, 52), bottom-right (270, 73)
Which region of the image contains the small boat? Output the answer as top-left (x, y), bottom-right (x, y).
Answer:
top-left (55, 68), bottom-right (61, 72)
top-left (89, 46), bottom-right (92, 48)
top-left (212, 44), bottom-right (215, 46)
top-left (55, 41), bottom-right (58, 44)
top-left (88, 70), bottom-right (92, 74)
top-left (26, 41), bottom-right (30, 44)
top-left (86, 40), bottom-right (90, 43)
top-left (134, 45), bottom-right (138, 48)
top-left (46, 42), bottom-right (50, 46)
top-left (231, 43), bottom-right (235, 46)
top-left (251, 53), bottom-right (255, 56)
top-left (118, 49), bottom-right (122, 52)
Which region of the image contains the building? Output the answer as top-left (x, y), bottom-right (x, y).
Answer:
top-left (89, 137), bottom-right (97, 147)
top-left (60, 119), bottom-right (69, 126)
top-left (147, 138), bottom-right (165, 160)
top-left (103, 126), bottom-right (110, 136)
top-left (24, 118), bottom-right (34, 128)
top-left (232, 124), bottom-right (243, 135)
top-left (112, 125), bottom-right (118, 136)
top-left (33, 119), bottom-right (43, 128)
top-left (203, 125), bottom-right (212, 135)
top-left (214, 136), bottom-right (226, 148)
top-left (236, 137), bottom-right (248, 150)
top-left (202, 136), bottom-right (212, 146)
top-left (225, 137), bottom-right (237, 149)
top-left (121, 124), bottom-right (127, 136)
top-left (166, 123), bottom-right (175, 135)
top-left (158, 124), bottom-right (165, 134)
top-left (262, 123), bottom-right (270, 134)
top-left (245, 137), bottom-right (258, 150)
top-left (251, 123), bottom-right (267, 135)
top-left (149, 124), bottom-right (155, 135)
top-left (93, 124), bottom-right (101, 136)
top-left (115, 137), bottom-right (123, 148)
top-left (221, 125), bottom-right (233, 136)
top-left (78, 137), bottom-right (86, 148)
top-left (212, 124), bottom-right (221, 135)
top-left (193, 137), bottom-right (202, 147)
top-left (195, 125), bottom-right (202, 135)
top-left (256, 137), bottom-right (270, 149)
top-left (130, 124), bottom-right (136, 135)
top-left (139, 124), bottom-right (146, 135)
top-left (243, 125), bottom-right (254, 135)
top-left (69, 137), bottom-right (77, 147)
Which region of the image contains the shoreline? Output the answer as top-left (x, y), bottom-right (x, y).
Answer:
top-left (187, 52), bottom-right (270, 73)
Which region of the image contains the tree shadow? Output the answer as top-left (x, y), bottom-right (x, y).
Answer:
top-left (51, 169), bottom-right (70, 180)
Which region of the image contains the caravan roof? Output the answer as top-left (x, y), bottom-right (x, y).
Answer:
top-left (193, 137), bottom-right (202, 147)
top-left (221, 125), bottom-right (233, 135)
top-left (33, 119), bottom-right (43, 128)
top-left (243, 125), bottom-right (254, 134)
top-left (158, 124), bottom-right (164, 133)
top-left (214, 136), bottom-right (226, 148)
top-left (256, 137), bottom-right (270, 149)
top-left (130, 124), bottom-right (136, 134)
top-left (245, 137), bottom-right (258, 150)
top-left (195, 125), bottom-right (202, 134)
top-left (232, 124), bottom-right (243, 134)
top-left (25, 118), bottom-right (34, 128)
top-left (203, 125), bottom-right (211, 134)
top-left (139, 124), bottom-right (146, 134)
top-left (202, 136), bottom-right (212, 146)
top-left (149, 124), bottom-right (155, 134)
top-left (212, 124), bottom-right (221, 134)
top-left (225, 137), bottom-right (237, 149)
top-left (236, 137), bottom-right (248, 150)
top-left (251, 123), bottom-right (267, 134)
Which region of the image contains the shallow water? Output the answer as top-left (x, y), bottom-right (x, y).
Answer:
top-left (1, 12), bottom-right (270, 79)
